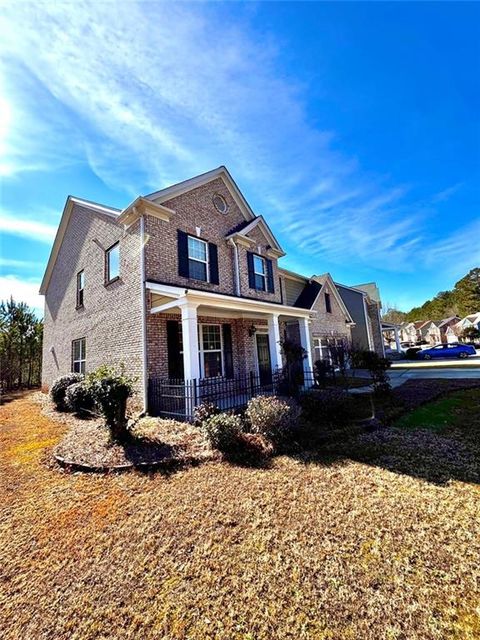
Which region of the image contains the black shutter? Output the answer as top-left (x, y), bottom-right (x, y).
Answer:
top-left (167, 320), bottom-right (184, 379)
top-left (222, 324), bottom-right (234, 379)
top-left (177, 230), bottom-right (189, 278)
top-left (266, 259), bottom-right (275, 293)
top-left (247, 251), bottom-right (255, 289)
top-left (208, 242), bottom-right (219, 285)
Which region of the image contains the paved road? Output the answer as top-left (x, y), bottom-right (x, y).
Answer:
top-left (349, 365), bottom-right (480, 393)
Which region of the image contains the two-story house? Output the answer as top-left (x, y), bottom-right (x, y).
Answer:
top-left (41, 166), bottom-right (381, 417)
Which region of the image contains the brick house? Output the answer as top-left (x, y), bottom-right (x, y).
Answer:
top-left (41, 166), bottom-right (382, 417)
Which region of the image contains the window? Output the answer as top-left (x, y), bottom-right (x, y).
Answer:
top-left (212, 193), bottom-right (228, 214)
top-left (72, 338), bottom-right (86, 374)
top-left (76, 270), bottom-right (85, 308)
top-left (253, 255), bottom-right (266, 291)
top-left (106, 242), bottom-right (120, 283)
top-left (188, 236), bottom-right (209, 282)
top-left (313, 337), bottom-right (345, 365)
top-left (199, 324), bottom-right (223, 378)
top-left (325, 292), bottom-right (332, 313)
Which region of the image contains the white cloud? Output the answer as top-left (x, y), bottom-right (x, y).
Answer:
top-left (0, 0), bottom-right (474, 279)
top-left (0, 210), bottom-right (57, 244)
top-left (0, 275), bottom-right (43, 317)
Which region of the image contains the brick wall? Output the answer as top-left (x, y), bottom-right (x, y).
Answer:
top-left (42, 205), bottom-right (144, 400)
top-left (146, 292), bottom-right (267, 380)
top-left (145, 177), bottom-right (281, 303)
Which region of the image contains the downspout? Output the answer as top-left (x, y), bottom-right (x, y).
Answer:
top-left (140, 214), bottom-right (148, 413)
top-left (228, 238), bottom-right (241, 296)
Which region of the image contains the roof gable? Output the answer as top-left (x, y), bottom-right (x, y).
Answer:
top-left (294, 272), bottom-right (353, 323)
top-left (39, 197), bottom-right (120, 295)
top-left (145, 166), bottom-right (256, 223)
top-left (226, 215), bottom-right (285, 257)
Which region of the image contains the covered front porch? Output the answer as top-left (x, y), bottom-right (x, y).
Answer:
top-left (146, 282), bottom-right (315, 418)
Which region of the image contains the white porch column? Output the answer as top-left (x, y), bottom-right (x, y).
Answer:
top-left (181, 303), bottom-right (200, 380)
top-left (394, 327), bottom-right (401, 352)
top-left (298, 317), bottom-right (313, 376)
top-left (267, 313), bottom-right (283, 374)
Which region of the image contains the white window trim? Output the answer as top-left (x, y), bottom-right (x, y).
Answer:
top-left (188, 235), bottom-right (210, 282)
top-left (198, 323), bottom-right (224, 378)
top-left (72, 338), bottom-right (86, 374)
top-left (253, 255), bottom-right (266, 291)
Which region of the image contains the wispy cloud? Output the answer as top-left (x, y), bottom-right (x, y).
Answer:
top-left (0, 210), bottom-right (57, 244)
top-left (0, 275), bottom-right (43, 316)
top-left (0, 1), bottom-right (475, 281)
top-left (0, 258), bottom-right (42, 269)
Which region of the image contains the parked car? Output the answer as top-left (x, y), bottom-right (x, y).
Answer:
top-left (417, 343), bottom-right (476, 360)
top-left (405, 347), bottom-right (423, 359)
top-left (384, 348), bottom-right (403, 360)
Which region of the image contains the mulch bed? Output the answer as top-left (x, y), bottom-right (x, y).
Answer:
top-left (394, 378), bottom-right (480, 411)
top-left (34, 393), bottom-right (213, 470)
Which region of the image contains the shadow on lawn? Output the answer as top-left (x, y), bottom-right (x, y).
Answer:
top-left (299, 380), bottom-right (480, 486)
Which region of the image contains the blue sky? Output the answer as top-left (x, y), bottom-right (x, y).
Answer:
top-left (1, 1), bottom-right (479, 317)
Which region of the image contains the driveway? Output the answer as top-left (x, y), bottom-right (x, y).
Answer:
top-left (388, 367), bottom-right (480, 386)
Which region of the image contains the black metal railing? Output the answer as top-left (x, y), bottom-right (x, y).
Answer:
top-left (148, 369), bottom-right (323, 420)
top-left (148, 372), bottom-right (277, 420)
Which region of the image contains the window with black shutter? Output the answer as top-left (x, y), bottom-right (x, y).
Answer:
top-left (247, 251), bottom-right (275, 293)
top-left (177, 230), bottom-right (219, 284)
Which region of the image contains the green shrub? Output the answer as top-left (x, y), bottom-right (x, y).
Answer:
top-left (350, 349), bottom-right (392, 395)
top-left (65, 381), bottom-right (95, 416)
top-left (201, 412), bottom-right (243, 453)
top-left (193, 402), bottom-right (220, 426)
top-left (245, 395), bottom-right (300, 444)
top-left (300, 388), bottom-right (357, 427)
top-left (86, 365), bottom-right (136, 441)
top-left (50, 373), bottom-right (84, 411)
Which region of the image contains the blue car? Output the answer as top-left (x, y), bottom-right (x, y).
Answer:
top-left (418, 343), bottom-right (476, 360)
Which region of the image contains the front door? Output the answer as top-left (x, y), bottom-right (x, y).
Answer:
top-left (256, 333), bottom-right (272, 385)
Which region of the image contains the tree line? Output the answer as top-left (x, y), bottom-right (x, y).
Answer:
top-left (383, 267), bottom-right (480, 323)
top-left (0, 298), bottom-right (43, 392)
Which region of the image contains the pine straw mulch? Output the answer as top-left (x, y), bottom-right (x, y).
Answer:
top-left (2, 391), bottom-right (480, 639)
top-left (34, 393), bottom-right (212, 469)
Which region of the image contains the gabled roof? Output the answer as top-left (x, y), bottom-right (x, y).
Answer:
top-left (437, 315), bottom-right (460, 328)
top-left (39, 196), bottom-right (120, 295)
top-left (145, 166), bottom-right (256, 223)
top-left (225, 214), bottom-right (285, 257)
top-left (293, 272), bottom-right (354, 323)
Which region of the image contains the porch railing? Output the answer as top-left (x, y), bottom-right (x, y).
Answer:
top-left (148, 372), bottom-right (277, 420)
top-left (148, 369), bottom-right (322, 420)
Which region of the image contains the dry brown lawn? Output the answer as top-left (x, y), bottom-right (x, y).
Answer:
top-left (1, 392), bottom-right (480, 640)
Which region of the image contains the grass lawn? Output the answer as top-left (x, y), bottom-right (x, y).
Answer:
top-left (2, 392), bottom-right (480, 639)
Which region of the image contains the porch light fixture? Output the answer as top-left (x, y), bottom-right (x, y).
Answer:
top-left (248, 324), bottom-right (257, 337)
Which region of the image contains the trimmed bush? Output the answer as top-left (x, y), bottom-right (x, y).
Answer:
top-left (86, 365), bottom-right (136, 441)
top-left (65, 381), bottom-right (95, 416)
top-left (300, 388), bottom-right (357, 427)
top-left (193, 402), bottom-right (220, 427)
top-left (201, 412), bottom-right (243, 453)
top-left (50, 373), bottom-right (84, 411)
top-left (245, 395), bottom-right (300, 444)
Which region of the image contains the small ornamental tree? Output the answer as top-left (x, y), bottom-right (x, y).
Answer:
top-left (462, 327), bottom-right (480, 343)
top-left (86, 365), bottom-right (136, 441)
top-left (278, 339), bottom-right (307, 396)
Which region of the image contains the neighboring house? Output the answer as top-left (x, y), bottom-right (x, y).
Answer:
top-left (335, 283), bottom-right (385, 356)
top-left (41, 166), bottom-right (365, 417)
top-left (436, 316), bottom-right (461, 343)
top-left (423, 321), bottom-right (441, 346)
top-left (447, 313), bottom-right (480, 343)
top-left (399, 322), bottom-right (418, 344)
top-left (279, 269), bottom-right (355, 365)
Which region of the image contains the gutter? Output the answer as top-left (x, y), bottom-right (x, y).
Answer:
top-left (140, 215), bottom-right (148, 413)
